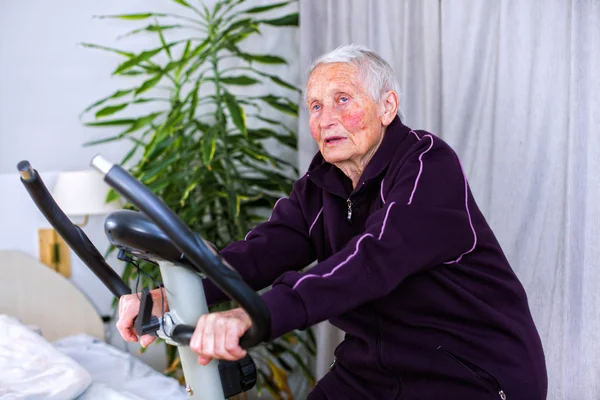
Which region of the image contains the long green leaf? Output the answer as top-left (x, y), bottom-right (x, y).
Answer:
top-left (154, 21), bottom-right (172, 59)
top-left (132, 97), bottom-right (168, 104)
top-left (242, 53), bottom-right (287, 65)
top-left (246, 128), bottom-right (296, 148)
top-left (180, 180), bottom-right (199, 206)
top-left (227, 25), bottom-right (261, 44)
top-left (177, 40), bottom-right (192, 78)
top-left (119, 69), bottom-right (146, 76)
top-left (113, 41), bottom-right (184, 75)
top-left (258, 13), bottom-right (299, 27)
top-left (182, 38), bottom-right (211, 79)
top-left (85, 118), bottom-right (136, 127)
top-left (95, 103), bottom-right (128, 118)
top-left (242, 1), bottom-right (291, 14)
top-left (147, 176), bottom-right (175, 192)
top-left (219, 75), bottom-right (261, 86)
top-left (223, 91), bottom-right (247, 136)
top-left (135, 74), bottom-right (162, 96)
top-left (254, 70), bottom-right (300, 92)
top-left (118, 24), bottom-right (183, 40)
top-left (120, 141), bottom-right (140, 166)
top-left (202, 128), bottom-right (217, 166)
top-left (83, 134), bottom-right (126, 146)
top-left (257, 95), bottom-right (298, 116)
top-left (253, 115), bottom-right (298, 136)
top-left (188, 78), bottom-right (202, 119)
top-left (140, 153), bottom-right (180, 183)
top-left (83, 88), bottom-right (135, 114)
top-left (172, 0), bottom-right (192, 8)
top-left (218, 17), bottom-right (253, 38)
top-left (113, 48), bottom-right (163, 75)
top-left (124, 111), bottom-right (164, 134)
top-left (240, 146), bottom-right (268, 162)
top-left (95, 13), bottom-right (167, 20)
top-left (144, 126), bottom-right (175, 161)
top-left (193, 119), bottom-right (211, 134)
top-left (79, 43), bottom-right (134, 58)
top-left (106, 188), bottom-right (121, 203)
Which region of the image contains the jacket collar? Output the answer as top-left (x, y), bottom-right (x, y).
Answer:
top-left (306, 116), bottom-right (411, 198)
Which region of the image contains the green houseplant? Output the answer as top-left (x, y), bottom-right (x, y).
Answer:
top-left (81, 0), bottom-right (315, 397)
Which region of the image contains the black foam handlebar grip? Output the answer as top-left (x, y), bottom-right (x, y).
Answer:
top-left (17, 161), bottom-right (131, 298)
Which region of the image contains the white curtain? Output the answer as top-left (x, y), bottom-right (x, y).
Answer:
top-left (298, 1), bottom-right (600, 399)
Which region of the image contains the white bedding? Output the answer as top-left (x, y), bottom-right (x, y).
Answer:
top-left (0, 315), bottom-right (187, 400)
top-left (0, 315), bottom-right (91, 399)
top-left (55, 335), bottom-right (188, 400)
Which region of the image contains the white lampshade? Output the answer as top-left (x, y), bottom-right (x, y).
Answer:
top-left (52, 169), bottom-right (124, 216)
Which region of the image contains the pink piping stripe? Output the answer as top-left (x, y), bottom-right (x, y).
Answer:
top-left (407, 134), bottom-right (434, 205)
top-left (309, 207), bottom-right (323, 237)
top-left (293, 201), bottom-right (396, 289)
top-left (411, 130), bottom-right (420, 140)
top-left (379, 202), bottom-right (396, 240)
top-left (444, 159), bottom-right (477, 264)
top-left (245, 197), bottom-right (285, 240)
top-left (268, 197), bottom-right (285, 222)
top-left (380, 178), bottom-right (386, 204)
top-left (293, 233), bottom-right (374, 289)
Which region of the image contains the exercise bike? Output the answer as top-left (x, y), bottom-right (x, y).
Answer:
top-left (18, 155), bottom-right (271, 399)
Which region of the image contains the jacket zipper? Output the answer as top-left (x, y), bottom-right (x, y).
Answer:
top-left (346, 198), bottom-right (353, 223)
top-left (437, 346), bottom-right (506, 399)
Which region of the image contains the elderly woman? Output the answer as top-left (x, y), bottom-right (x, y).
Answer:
top-left (118, 45), bottom-right (547, 399)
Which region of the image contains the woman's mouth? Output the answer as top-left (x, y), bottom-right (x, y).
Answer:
top-left (324, 136), bottom-right (346, 145)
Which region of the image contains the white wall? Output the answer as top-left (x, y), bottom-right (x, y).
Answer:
top-left (0, 0), bottom-right (300, 373)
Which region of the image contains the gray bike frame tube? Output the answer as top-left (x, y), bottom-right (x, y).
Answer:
top-left (158, 260), bottom-right (225, 399)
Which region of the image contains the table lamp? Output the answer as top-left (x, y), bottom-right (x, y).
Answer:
top-left (39, 169), bottom-right (124, 277)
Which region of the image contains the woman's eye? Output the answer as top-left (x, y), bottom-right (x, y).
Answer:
top-left (339, 96), bottom-right (348, 103)
top-left (312, 104), bottom-right (321, 111)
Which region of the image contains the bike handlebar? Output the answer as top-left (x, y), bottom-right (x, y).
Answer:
top-left (90, 155), bottom-right (270, 349)
top-left (17, 161), bottom-right (131, 298)
top-left (18, 159), bottom-right (271, 349)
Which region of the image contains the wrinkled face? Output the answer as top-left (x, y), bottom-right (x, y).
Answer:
top-left (306, 63), bottom-right (385, 165)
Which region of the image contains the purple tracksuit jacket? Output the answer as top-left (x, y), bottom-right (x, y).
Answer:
top-left (205, 117), bottom-right (548, 399)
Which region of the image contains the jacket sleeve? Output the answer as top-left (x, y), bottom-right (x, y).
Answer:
top-left (203, 177), bottom-right (317, 305)
top-left (261, 135), bottom-right (477, 340)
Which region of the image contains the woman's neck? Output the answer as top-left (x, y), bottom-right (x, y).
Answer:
top-left (334, 131), bottom-right (385, 189)
top-left (335, 150), bottom-right (376, 189)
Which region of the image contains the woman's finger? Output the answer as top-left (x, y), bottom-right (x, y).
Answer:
top-left (201, 313), bottom-right (216, 359)
top-left (190, 314), bottom-right (206, 355)
top-left (116, 295), bottom-right (139, 342)
top-left (140, 334), bottom-right (156, 348)
top-left (214, 317), bottom-right (229, 359)
top-left (225, 320), bottom-right (246, 359)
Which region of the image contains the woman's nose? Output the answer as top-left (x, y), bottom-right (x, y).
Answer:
top-left (319, 106), bottom-right (337, 130)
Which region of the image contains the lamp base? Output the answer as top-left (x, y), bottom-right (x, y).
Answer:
top-left (38, 228), bottom-right (71, 278)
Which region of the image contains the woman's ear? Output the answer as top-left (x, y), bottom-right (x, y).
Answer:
top-left (381, 91), bottom-right (399, 126)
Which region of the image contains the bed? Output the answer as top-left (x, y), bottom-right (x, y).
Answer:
top-left (0, 249), bottom-right (189, 399)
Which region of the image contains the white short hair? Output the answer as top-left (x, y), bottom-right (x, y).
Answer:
top-left (306, 44), bottom-right (405, 121)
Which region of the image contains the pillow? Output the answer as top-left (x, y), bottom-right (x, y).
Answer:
top-left (0, 314), bottom-right (92, 399)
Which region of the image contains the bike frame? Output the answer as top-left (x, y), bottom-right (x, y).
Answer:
top-left (158, 259), bottom-right (224, 398)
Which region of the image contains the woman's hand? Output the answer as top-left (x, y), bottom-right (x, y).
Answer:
top-left (116, 287), bottom-right (168, 348)
top-left (190, 308), bottom-right (252, 365)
